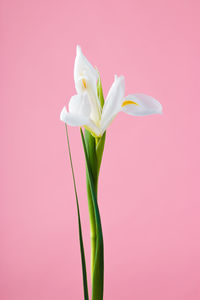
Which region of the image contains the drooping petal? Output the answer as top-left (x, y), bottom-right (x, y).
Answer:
top-left (60, 93), bottom-right (101, 136)
top-left (100, 75), bottom-right (125, 133)
top-left (68, 93), bottom-right (91, 117)
top-left (122, 94), bottom-right (162, 116)
top-left (60, 106), bottom-right (89, 126)
top-left (60, 93), bottom-right (91, 126)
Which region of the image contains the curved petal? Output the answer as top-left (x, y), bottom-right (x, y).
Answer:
top-left (74, 46), bottom-right (101, 124)
top-left (68, 93), bottom-right (91, 117)
top-left (60, 93), bottom-right (101, 136)
top-left (60, 106), bottom-right (89, 126)
top-left (60, 93), bottom-right (91, 126)
top-left (60, 107), bottom-right (102, 136)
top-left (122, 94), bottom-right (162, 116)
top-left (74, 45), bottom-right (98, 95)
top-left (100, 75), bottom-right (125, 132)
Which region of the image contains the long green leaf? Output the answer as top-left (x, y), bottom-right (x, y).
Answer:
top-left (85, 129), bottom-right (98, 182)
top-left (65, 124), bottom-right (89, 300)
top-left (84, 129), bottom-right (98, 279)
top-left (80, 128), bottom-right (104, 300)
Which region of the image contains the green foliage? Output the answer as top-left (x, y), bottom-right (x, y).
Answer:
top-left (65, 125), bottom-right (89, 300)
top-left (81, 129), bottom-right (104, 300)
top-left (97, 76), bottom-right (104, 109)
top-left (96, 132), bottom-right (106, 177)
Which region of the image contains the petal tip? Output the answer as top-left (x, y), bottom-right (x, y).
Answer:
top-left (60, 106), bottom-right (67, 122)
top-left (157, 103), bottom-right (163, 115)
top-left (76, 45), bottom-right (81, 56)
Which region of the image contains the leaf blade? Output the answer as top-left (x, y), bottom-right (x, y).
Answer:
top-left (65, 124), bottom-right (89, 300)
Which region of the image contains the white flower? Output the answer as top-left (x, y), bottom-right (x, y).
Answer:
top-left (60, 46), bottom-right (162, 137)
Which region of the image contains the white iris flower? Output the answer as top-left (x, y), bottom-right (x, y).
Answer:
top-left (60, 46), bottom-right (162, 137)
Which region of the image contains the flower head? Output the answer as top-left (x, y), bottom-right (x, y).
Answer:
top-left (60, 46), bottom-right (162, 137)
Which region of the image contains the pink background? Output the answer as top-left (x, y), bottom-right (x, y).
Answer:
top-left (1, 0), bottom-right (200, 299)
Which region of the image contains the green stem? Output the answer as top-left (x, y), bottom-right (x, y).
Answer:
top-left (87, 177), bottom-right (97, 280)
top-left (84, 129), bottom-right (98, 281)
top-left (81, 129), bottom-right (104, 300)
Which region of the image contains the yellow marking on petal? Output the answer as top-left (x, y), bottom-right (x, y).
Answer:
top-left (82, 78), bottom-right (87, 88)
top-left (122, 100), bottom-right (139, 107)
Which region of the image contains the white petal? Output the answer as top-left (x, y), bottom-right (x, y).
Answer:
top-left (60, 94), bottom-right (101, 136)
top-left (68, 93), bottom-right (91, 117)
top-left (101, 75), bottom-right (125, 132)
top-left (74, 46), bottom-right (98, 95)
top-left (60, 106), bottom-right (89, 126)
top-left (74, 46), bottom-right (101, 124)
top-left (122, 94), bottom-right (162, 116)
top-left (60, 93), bottom-right (91, 126)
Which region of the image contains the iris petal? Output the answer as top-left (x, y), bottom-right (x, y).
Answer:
top-left (122, 94), bottom-right (162, 116)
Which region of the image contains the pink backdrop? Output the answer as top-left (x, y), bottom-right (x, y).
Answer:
top-left (1, 0), bottom-right (200, 299)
